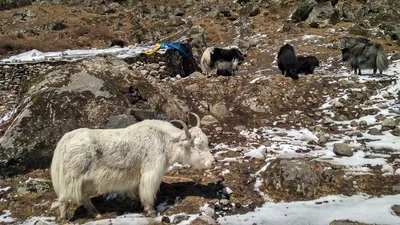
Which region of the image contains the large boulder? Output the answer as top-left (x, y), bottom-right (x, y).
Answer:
top-left (261, 159), bottom-right (345, 201)
top-left (0, 57), bottom-right (190, 177)
top-left (306, 1), bottom-right (339, 28)
top-left (291, 0), bottom-right (318, 22)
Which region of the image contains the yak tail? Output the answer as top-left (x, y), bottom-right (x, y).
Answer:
top-left (376, 45), bottom-right (389, 72)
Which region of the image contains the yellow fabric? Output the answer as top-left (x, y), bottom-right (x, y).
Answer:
top-left (142, 44), bottom-right (161, 55)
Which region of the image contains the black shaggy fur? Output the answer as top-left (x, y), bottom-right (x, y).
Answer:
top-left (210, 48), bottom-right (245, 69)
top-left (277, 43), bottom-right (299, 80)
top-left (296, 56), bottom-right (320, 75)
top-left (341, 43), bottom-right (389, 75)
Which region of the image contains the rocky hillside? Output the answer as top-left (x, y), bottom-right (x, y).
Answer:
top-left (1, 0), bottom-right (400, 225)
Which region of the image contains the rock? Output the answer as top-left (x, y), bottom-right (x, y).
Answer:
top-left (186, 84), bottom-right (199, 92)
top-left (392, 205), bottom-right (400, 216)
top-left (392, 183), bottom-right (400, 192)
top-left (190, 216), bottom-right (216, 225)
top-left (168, 15), bottom-right (185, 26)
top-left (162, 216), bottom-right (171, 223)
top-left (234, 125), bottom-right (246, 131)
top-left (210, 102), bottom-right (230, 119)
top-left (220, 199), bottom-right (230, 205)
top-left (333, 143), bottom-right (353, 157)
top-left (17, 178), bottom-right (51, 195)
top-left (0, 0), bottom-right (32, 10)
top-left (391, 127), bottom-right (400, 136)
top-left (347, 130), bottom-right (363, 137)
top-left (222, 187), bottom-right (233, 195)
top-left (391, 52), bottom-right (400, 61)
top-left (200, 205), bottom-right (215, 218)
top-left (105, 114), bottom-right (137, 129)
top-left (291, 0), bottom-right (318, 22)
top-left (51, 22), bottom-right (67, 31)
top-left (173, 215), bottom-right (190, 224)
top-left (201, 115), bottom-right (219, 126)
top-left (359, 120), bottom-right (368, 127)
top-left (13, 9), bottom-right (36, 21)
top-left (332, 99), bottom-right (344, 108)
top-left (337, 2), bottom-right (359, 22)
top-left (382, 118), bottom-right (397, 129)
top-left (306, 1), bottom-right (339, 28)
top-left (329, 220), bottom-right (374, 225)
top-left (239, 3), bottom-right (261, 17)
top-left (322, 116), bottom-right (334, 125)
top-left (262, 159), bottom-right (326, 199)
top-left (368, 128), bottom-right (381, 135)
top-left (0, 57), bottom-right (191, 177)
top-left (317, 133), bottom-right (330, 145)
top-left (174, 8), bottom-right (185, 16)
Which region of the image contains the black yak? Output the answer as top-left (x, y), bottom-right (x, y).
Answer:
top-left (296, 56), bottom-right (320, 75)
top-left (277, 43), bottom-right (299, 80)
top-left (341, 43), bottom-right (389, 75)
top-left (200, 46), bottom-right (246, 77)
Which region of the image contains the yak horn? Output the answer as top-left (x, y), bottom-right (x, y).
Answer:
top-left (170, 120), bottom-right (191, 139)
top-left (190, 112), bottom-right (201, 127)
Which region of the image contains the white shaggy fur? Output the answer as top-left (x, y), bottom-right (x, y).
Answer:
top-left (50, 115), bottom-right (214, 220)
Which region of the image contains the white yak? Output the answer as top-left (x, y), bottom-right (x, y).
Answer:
top-left (50, 113), bottom-right (214, 220)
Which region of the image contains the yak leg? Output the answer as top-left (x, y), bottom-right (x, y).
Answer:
top-left (358, 69), bottom-right (362, 75)
top-left (373, 68), bottom-right (377, 75)
top-left (82, 198), bottom-right (101, 219)
top-left (58, 201), bottom-right (69, 221)
top-left (139, 162), bottom-right (165, 217)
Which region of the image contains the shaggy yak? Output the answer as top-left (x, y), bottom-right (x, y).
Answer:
top-left (200, 46), bottom-right (245, 77)
top-left (296, 56), bottom-right (320, 75)
top-left (341, 43), bottom-right (389, 75)
top-left (50, 113), bottom-right (215, 220)
top-left (338, 36), bottom-right (371, 50)
top-left (277, 43), bottom-right (299, 80)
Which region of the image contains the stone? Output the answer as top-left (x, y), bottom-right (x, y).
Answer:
top-left (306, 1), bottom-right (339, 28)
top-left (322, 116), bottom-right (334, 124)
top-left (220, 199), bottom-right (230, 205)
top-left (104, 114), bottom-right (137, 129)
top-left (234, 125), bottom-right (246, 131)
top-left (173, 215), bottom-right (190, 224)
top-left (0, 0), bottom-right (32, 10)
top-left (337, 2), bottom-right (359, 22)
top-left (239, 3), bottom-right (261, 17)
top-left (262, 159), bottom-right (323, 199)
top-left (368, 128), bottom-right (381, 135)
top-left (392, 183), bottom-right (400, 192)
top-left (391, 52), bottom-right (400, 61)
top-left (347, 130), bottom-right (363, 137)
top-left (332, 99), bottom-right (344, 108)
top-left (0, 57), bottom-right (192, 177)
top-left (210, 102), bottom-right (230, 119)
top-left (201, 115), bottom-right (219, 126)
top-left (382, 118), bottom-right (397, 129)
top-left (359, 120), bottom-right (368, 127)
top-left (17, 178), bottom-right (51, 195)
top-left (392, 205), bottom-right (400, 216)
top-left (291, 0), bottom-right (318, 22)
top-left (333, 143), bottom-right (353, 157)
top-left (190, 216), bottom-right (216, 225)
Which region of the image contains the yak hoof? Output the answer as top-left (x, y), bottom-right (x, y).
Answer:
top-left (95, 214), bottom-right (103, 219)
top-left (144, 210), bottom-right (157, 218)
